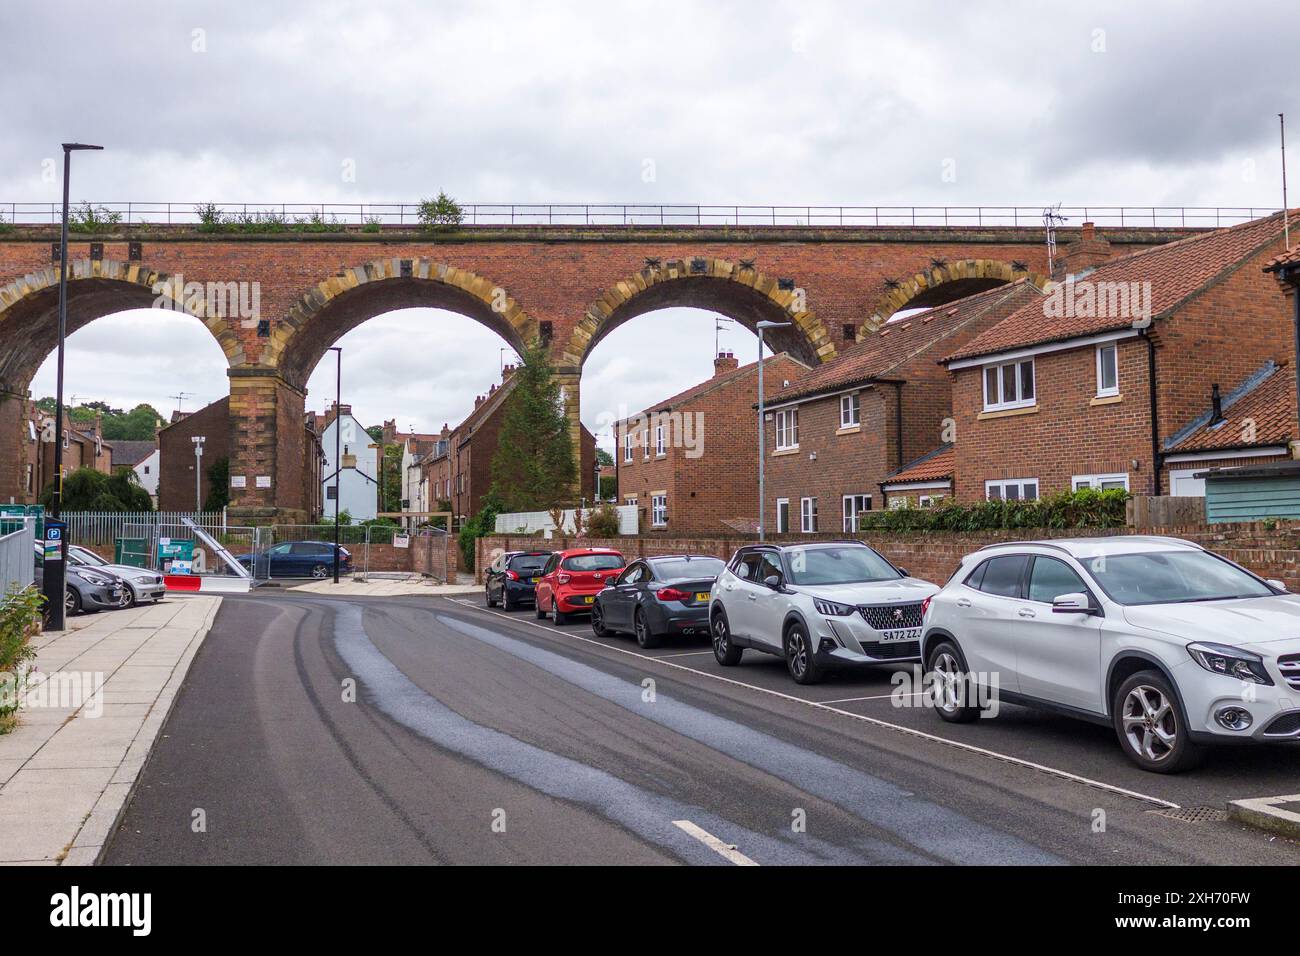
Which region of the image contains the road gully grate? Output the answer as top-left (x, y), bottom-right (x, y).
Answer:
top-left (1146, 806), bottom-right (1229, 824)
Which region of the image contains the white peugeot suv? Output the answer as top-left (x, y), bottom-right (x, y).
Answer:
top-left (922, 536), bottom-right (1300, 773)
top-left (709, 541), bottom-right (940, 685)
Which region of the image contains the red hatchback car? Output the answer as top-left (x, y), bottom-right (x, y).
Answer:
top-left (535, 548), bottom-right (626, 624)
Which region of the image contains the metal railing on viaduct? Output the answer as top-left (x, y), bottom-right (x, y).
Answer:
top-left (0, 202), bottom-right (1279, 230)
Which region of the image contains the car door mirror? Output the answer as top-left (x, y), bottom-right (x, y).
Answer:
top-left (763, 574), bottom-right (783, 590)
top-left (1052, 592), bottom-right (1098, 615)
top-left (1267, 578), bottom-right (1288, 592)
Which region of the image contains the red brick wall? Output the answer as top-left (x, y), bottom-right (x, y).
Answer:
top-left (158, 397), bottom-right (231, 511)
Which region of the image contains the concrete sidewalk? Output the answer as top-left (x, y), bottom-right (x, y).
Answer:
top-left (0, 595), bottom-right (221, 865)
top-left (289, 577), bottom-right (478, 597)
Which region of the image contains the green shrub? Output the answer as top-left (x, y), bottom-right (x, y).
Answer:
top-left (418, 191), bottom-right (463, 231)
top-left (861, 488), bottom-right (1128, 533)
top-left (362, 215), bottom-right (383, 233)
top-left (68, 202), bottom-right (123, 233)
top-left (0, 587), bottom-right (45, 733)
top-left (460, 494), bottom-right (503, 571)
top-left (586, 503), bottom-right (621, 537)
top-left (195, 202), bottom-right (225, 232)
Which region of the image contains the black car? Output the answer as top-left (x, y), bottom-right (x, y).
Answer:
top-left (591, 554), bottom-right (726, 647)
top-left (485, 550), bottom-right (553, 610)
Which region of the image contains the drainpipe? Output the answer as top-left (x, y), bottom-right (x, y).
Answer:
top-left (1289, 265), bottom-right (1300, 453)
top-left (1143, 329), bottom-right (1161, 496)
top-left (893, 382), bottom-right (904, 471)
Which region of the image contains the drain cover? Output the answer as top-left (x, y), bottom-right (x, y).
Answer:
top-left (1148, 806), bottom-right (1228, 823)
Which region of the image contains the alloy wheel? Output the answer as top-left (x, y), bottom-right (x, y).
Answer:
top-left (1122, 684), bottom-right (1178, 763)
top-left (312, 564), bottom-right (328, 579)
top-left (932, 651), bottom-right (964, 714)
top-left (787, 628), bottom-right (808, 679)
top-left (712, 616), bottom-right (728, 654)
top-left (64, 588), bottom-right (76, 614)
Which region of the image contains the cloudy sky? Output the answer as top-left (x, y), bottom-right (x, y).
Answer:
top-left (7, 0), bottom-right (1295, 449)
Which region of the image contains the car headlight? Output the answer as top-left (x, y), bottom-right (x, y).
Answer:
top-left (813, 598), bottom-right (855, 617)
top-left (78, 571), bottom-right (114, 586)
top-left (1186, 642), bottom-right (1273, 685)
top-left (132, 574), bottom-right (155, 584)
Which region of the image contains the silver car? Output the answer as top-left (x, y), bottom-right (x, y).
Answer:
top-left (66, 544), bottom-right (166, 607)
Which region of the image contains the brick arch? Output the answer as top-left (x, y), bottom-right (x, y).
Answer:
top-left (858, 258), bottom-right (1051, 339)
top-left (270, 257), bottom-right (536, 390)
top-left (0, 258), bottom-right (243, 391)
top-left (564, 257), bottom-right (838, 367)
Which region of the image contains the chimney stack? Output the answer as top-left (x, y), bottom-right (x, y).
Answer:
top-left (1057, 222), bottom-right (1112, 278)
top-left (714, 351), bottom-right (739, 376)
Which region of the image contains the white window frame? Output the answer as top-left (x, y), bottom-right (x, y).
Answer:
top-left (982, 358), bottom-right (1036, 412)
top-left (655, 424), bottom-right (665, 456)
top-left (651, 494), bottom-right (667, 527)
top-left (800, 496), bottom-right (818, 533)
top-left (918, 494), bottom-right (945, 508)
top-left (776, 498), bottom-right (790, 534)
top-left (842, 494), bottom-right (871, 531)
top-left (839, 392), bottom-right (860, 428)
top-left (1072, 473), bottom-right (1129, 492)
top-left (642, 428), bottom-right (650, 459)
top-left (623, 430), bottom-right (633, 462)
top-left (776, 408), bottom-right (799, 450)
top-left (985, 478), bottom-right (1039, 501)
top-left (1095, 343), bottom-right (1119, 397)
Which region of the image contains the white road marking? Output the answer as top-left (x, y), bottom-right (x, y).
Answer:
top-left (445, 598), bottom-right (1180, 809)
top-left (659, 650), bottom-right (715, 658)
top-left (820, 691), bottom-right (925, 704)
top-left (672, 820), bottom-right (759, 866)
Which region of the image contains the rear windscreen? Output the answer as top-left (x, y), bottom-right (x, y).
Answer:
top-left (562, 554), bottom-right (624, 572)
top-left (509, 553), bottom-right (551, 571)
top-left (651, 557), bottom-right (725, 580)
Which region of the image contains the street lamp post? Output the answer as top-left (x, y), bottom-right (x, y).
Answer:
top-left (756, 320), bottom-right (792, 541)
top-left (192, 436), bottom-right (205, 510)
top-left (45, 142), bottom-right (103, 631)
top-left (329, 346), bottom-right (342, 584)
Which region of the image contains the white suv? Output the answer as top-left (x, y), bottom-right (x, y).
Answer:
top-left (922, 536), bottom-right (1300, 773)
top-left (709, 541), bottom-right (940, 684)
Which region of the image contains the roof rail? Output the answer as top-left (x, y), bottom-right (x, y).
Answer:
top-left (975, 540), bottom-right (1074, 554)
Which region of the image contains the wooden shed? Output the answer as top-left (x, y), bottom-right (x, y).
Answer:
top-left (1194, 460), bottom-right (1300, 523)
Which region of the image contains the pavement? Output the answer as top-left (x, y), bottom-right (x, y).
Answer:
top-left (0, 595), bottom-right (221, 865)
top-left (101, 590), bottom-right (1300, 865)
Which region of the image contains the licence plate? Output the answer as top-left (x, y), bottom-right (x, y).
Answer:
top-left (530, 577), bottom-right (539, 583)
top-left (694, 592), bottom-right (710, 602)
top-left (879, 628), bottom-right (921, 643)
top-left (582, 595), bottom-right (595, 604)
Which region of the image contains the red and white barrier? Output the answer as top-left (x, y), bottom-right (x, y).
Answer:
top-left (163, 575), bottom-right (252, 594)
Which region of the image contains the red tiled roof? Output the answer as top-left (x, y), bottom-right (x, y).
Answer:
top-left (765, 281), bottom-right (1041, 403)
top-left (884, 445), bottom-right (954, 484)
top-left (946, 213), bottom-right (1295, 364)
top-left (1265, 244), bottom-right (1300, 272)
top-left (1166, 364), bottom-right (1296, 453)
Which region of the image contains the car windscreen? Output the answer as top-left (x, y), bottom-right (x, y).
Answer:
top-left (1083, 550), bottom-right (1273, 606)
top-left (651, 557), bottom-right (725, 580)
top-left (783, 546), bottom-right (900, 586)
top-left (71, 547), bottom-right (107, 567)
top-left (508, 553), bottom-right (551, 572)
top-left (562, 554), bottom-right (624, 572)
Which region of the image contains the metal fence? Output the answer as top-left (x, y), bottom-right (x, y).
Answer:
top-left (0, 518), bottom-right (35, 596)
top-left (63, 511), bottom-right (227, 546)
top-left (0, 202), bottom-right (1279, 230)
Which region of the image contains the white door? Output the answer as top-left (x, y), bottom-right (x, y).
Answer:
top-left (1015, 556), bottom-right (1104, 712)
top-left (958, 554), bottom-right (1030, 694)
top-left (1169, 469), bottom-right (1206, 497)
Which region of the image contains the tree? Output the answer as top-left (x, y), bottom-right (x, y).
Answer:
top-left (489, 340), bottom-right (576, 511)
top-left (40, 467), bottom-right (152, 512)
top-left (595, 448), bottom-right (614, 467)
top-left (418, 191), bottom-right (463, 231)
top-left (204, 457), bottom-right (230, 511)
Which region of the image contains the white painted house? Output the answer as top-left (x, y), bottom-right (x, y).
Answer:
top-left (320, 405), bottom-right (379, 522)
top-left (110, 440), bottom-right (161, 508)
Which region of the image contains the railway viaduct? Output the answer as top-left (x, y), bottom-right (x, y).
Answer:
top-left (0, 214), bottom-right (1203, 521)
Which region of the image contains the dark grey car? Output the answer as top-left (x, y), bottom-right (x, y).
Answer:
top-left (34, 551), bottom-right (124, 616)
top-left (591, 555), bottom-right (726, 648)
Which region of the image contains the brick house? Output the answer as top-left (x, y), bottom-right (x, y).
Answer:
top-left (943, 213), bottom-right (1300, 501)
top-left (881, 444), bottom-right (955, 508)
top-left (158, 397), bottom-right (231, 511)
top-left (761, 280), bottom-right (1040, 533)
top-left (421, 367), bottom-right (596, 524)
top-left (616, 351), bottom-right (809, 534)
top-left (16, 403), bottom-right (116, 502)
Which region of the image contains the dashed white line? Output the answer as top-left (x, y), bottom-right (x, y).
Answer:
top-left (672, 820), bottom-right (759, 865)
top-left (445, 597), bottom-right (1180, 810)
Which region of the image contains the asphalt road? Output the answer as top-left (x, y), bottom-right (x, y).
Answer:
top-left (103, 591), bottom-right (1300, 865)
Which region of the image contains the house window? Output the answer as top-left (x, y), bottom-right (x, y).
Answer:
top-left (918, 494), bottom-right (946, 508)
top-left (655, 424), bottom-right (665, 456)
top-left (840, 393), bottom-right (860, 428)
top-left (982, 358), bottom-right (1035, 411)
top-left (143, 465), bottom-right (150, 474)
top-left (776, 409), bottom-right (799, 450)
top-left (1072, 473), bottom-right (1129, 492)
top-left (643, 429), bottom-right (650, 459)
top-left (327, 485), bottom-right (338, 500)
top-left (623, 430), bottom-right (633, 462)
top-left (776, 498), bottom-right (790, 534)
top-left (651, 494), bottom-right (667, 527)
top-left (985, 478), bottom-right (1039, 501)
top-left (800, 496), bottom-right (818, 533)
top-left (889, 496), bottom-right (909, 510)
top-left (23, 464), bottom-right (33, 494)
top-left (842, 494), bottom-right (871, 531)
top-left (1096, 343), bottom-right (1119, 397)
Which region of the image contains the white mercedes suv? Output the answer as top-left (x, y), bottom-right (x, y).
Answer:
top-left (922, 536), bottom-right (1300, 773)
top-left (709, 541), bottom-right (940, 685)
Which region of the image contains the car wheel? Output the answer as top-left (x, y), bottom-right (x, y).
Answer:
top-left (535, 595), bottom-right (547, 619)
top-left (926, 640), bottom-right (981, 723)
top-left (591, 602), bottom-right (609, 637)
top-left (118, 587), bottom-right (135, 609)
top-left (551, 600), bottom-right (568, 625)
top-left (1113, 670), bottom-right (1202, 774)
top-left (502, 591), bottom-right (516, 612)
top-left (711, 608), bottom-right (743, 666)
top-left (634, 608), bottom-right (662, 649)
top-left (65, 587), bottom-right (81, 616)
top-left (311, 563), bottom-right (329, 579)
top-left (486, 587), bottom-right (497, 608)
top-left (784, 622), bottom-right (823, 685)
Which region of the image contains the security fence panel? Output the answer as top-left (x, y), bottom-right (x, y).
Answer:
top-left (0, 518), bottom-right (36, 596)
